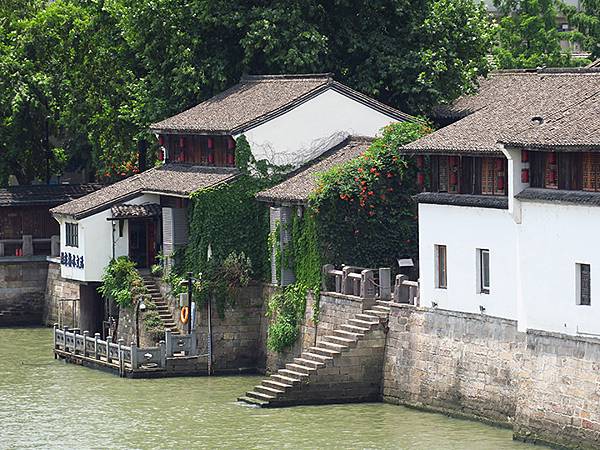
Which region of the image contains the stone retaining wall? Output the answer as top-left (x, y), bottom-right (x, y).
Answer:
top-left (0, 259), bottom-right (48, 326)
top-left (43, 261), bottom-right (80, 327)
top-left (383, 303), bottom-right (600, 449)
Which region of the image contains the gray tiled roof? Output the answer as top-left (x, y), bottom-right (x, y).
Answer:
top-left (110, 203), bottom-right (162, 219)
top-left (51, 164), bottom-right (238, 219)
top-left (256, 136), bottom-right (372, 205)
top-left (516, 188), bottom-right (600, 206)
top-left (404, 68), bottom-right (600, 155)
top-left (150, 74), bottom-right (414, 134)
top-left (0, 183), bottom-right (103, 207)
top-left (500, 92), bottom-right (600, 151)
top-left (414, 192), bottom-right (508, 209)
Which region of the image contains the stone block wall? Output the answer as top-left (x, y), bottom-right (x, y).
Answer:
top-left (43, 261), bottom-right (80, 327)
top-left (383, 304), bottom-right (521, 425)
top-left (0, 259), bottom-right (49, 325)
top-left (515, 330), bottom-right (600, 449)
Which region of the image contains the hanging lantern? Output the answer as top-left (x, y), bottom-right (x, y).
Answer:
top-left (228, 137), bottom-right (235, 150)
top-left (417, 172), bottom-right (425, 186)
top-left (497, 175), bottom-right (505, 191)
top-left (179, 136), bottom-right (185, 148)
top-left (548, 152), bottom-right (557, 164)
top-left (495, 158), bottom-right (504, 171)
top-left (207, 137), bottom-right (214, 149)
top-left (416, 155), bottom-right (425, 169)
top-left (450, 172), bottom-right (458, 185)
top-left (521, 168), bottom-right (529, 183)
top-left (521, 150), bottom-right (529, 163)
top-left (158, 135), bottom-right (165, 146)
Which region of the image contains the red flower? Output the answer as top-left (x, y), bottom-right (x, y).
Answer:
top-left (387, 172), bottom-right (394, 178)
top-left (368, 211), bottom-right (375, 217)
top-left (368, 191), bottom-right (374, 196)
top-left (370, 167), bottom-right (377, 173)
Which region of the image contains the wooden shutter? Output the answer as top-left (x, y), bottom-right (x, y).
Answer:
top-left (460, 157), bottom-right (474, 194)
top-left (583, 153), bottom-right (600, 192)
top-left (430, 156), bottom-right (439, 192)
top-left (473, 158), bottom-right (482, 195)
top-left (438, 157), bottom-right (449, 192)
top-left (481, 158), bottom-right (494, 194)
top-left (530, 151), bottom-right (545, 188)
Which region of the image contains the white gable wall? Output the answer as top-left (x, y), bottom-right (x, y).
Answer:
top-left (418, 203), bottom-right (519, 321)
top-left (57, 194), bottom-right (159, 282)
top-left (239, 88), bottom-right (400, 168)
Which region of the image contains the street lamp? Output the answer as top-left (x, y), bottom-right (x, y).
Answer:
top-left (135, 297), bottom-right (147, 347)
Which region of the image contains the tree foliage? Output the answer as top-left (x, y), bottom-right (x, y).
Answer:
top-left (1, 0), bottom-right (491, 186)
top-left (560, 0), bottom-right (600, 60)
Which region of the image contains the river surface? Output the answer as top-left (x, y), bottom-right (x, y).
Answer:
top-left (0, 328), bottom-right (542, 450)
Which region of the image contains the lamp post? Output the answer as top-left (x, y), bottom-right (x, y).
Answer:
top-left (135, 297), bottom-right (147, 347)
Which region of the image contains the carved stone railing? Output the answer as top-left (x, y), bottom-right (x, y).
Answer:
top-left (394, 275), bottom-right (420, 305)
top-left (53, 325), bottom-right (166, 375)
top-left (322, 265), bottom-right (392, 300)
top-left (165, 329), bottom-right (197, 357)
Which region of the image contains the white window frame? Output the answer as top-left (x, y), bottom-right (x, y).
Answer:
top-left (434, 244), bottom-right (447, 289)
top-left (576, 263), bottom-right (591, 306)
top-left (477, 248), bottom-right (490, 294)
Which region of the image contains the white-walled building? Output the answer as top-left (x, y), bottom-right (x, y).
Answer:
top-left (405, 67), bottom-right (600, 337)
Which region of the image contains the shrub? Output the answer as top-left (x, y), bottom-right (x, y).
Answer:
top-left (98, 256), bottom-right (146, 308)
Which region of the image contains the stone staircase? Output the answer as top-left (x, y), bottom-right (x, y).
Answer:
top-left (238, 300), bottom-right (391, 407)
top-left (142, 276), bottom-right (180, 334)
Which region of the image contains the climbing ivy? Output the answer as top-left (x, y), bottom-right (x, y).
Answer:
top-left (309, 121), bottom-right (432, 270)
top-left (98, 256), bottom-right (147, 308)
top-left (267, 220), bottom-right (282, 284)
top-left (266, 209), bottom-right (323, 352)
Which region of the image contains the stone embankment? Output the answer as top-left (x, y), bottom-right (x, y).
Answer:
top-left (0, 259), bottom-right (49, 326)
top-left (239, 301), bottom-right (390, 407)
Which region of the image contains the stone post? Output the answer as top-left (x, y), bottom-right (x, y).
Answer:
top-left (130, 343), bottom-right (138, 370)
top-left (118, 339), bottom-right (124, 376)
top-left (165, 329), bottom-right (173, 357)
top-left (50, 235), bottom-right (60, 257)
top-left (159, 340), bottom-right (166, 368)
top-left (106, 335), bottom-right (112, 363)
top-left (322, 264), bottom-right (334, 291)
top-left (360, 270), bottom-right (376, 299)
top-left (379, 268), bottom-right (391, 300)
top-left (22, 235), bottom-right (33, 256)
top-left (394, 274), bottom-right (409, 303)
top-left (94, 333), bottom-right (100, 360)
top-left (53, 323), bottom-right (58, 349)
top-left (82, 331), bottom-right (89, 357)
top-left (63, 326), bottom-right (69, 351)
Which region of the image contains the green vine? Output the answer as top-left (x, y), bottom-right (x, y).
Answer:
top-left (268, 220), bottom-right (282, 284)
top-left (98, 256), bottom-right (147, 308)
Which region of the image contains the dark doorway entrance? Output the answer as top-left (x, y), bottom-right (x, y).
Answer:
top-left (129, 219), bottom-right (158, 269)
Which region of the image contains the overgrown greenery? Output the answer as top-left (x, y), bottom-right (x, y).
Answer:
top-left (142, 301), bottom-right (164, 342)
top-left (560, 0), bottom-right (600, 60)
top-left (98, 256), bottom-right (147, 308)
top-left (1, 0), bottom-right (493, 186)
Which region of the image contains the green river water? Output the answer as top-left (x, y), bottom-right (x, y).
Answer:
top-left (0, 328), bottom-right (542, 450)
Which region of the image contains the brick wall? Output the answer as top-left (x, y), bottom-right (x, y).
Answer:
top-left (43, 261), bottom-right (80, 327)
top-left (0, 259), bottom-right (48, 325)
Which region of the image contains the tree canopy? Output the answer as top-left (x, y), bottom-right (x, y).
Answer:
top-left (560, 0), bottom-right (600, 60)
top-left (0, 0), bottom-right (492, 186)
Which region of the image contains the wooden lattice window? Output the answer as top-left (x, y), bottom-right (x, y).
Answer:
top-left (438, 157), bottom-right (449, 192)
top-left (577, 263), bottom-right (591, 306)
top-left (583, 153), bottom-right (600, 192)
top-left (481, 158), bottom-right (506, 195)
top-left (437, 157), bottom-right (459, 193)
top-left (65, 222), bottom-right (78, 248)
top-left (544, 152), bottom-right (558, 189)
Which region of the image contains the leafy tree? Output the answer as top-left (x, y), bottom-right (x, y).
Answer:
top-left (492, 0), bottom-right (575, 68)
top-left (559, 0), bottom-right (600, 60)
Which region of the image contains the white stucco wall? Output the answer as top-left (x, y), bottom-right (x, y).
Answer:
top-left (418, 203), bottom-right (519, 321)
top-left (518, 200), bottom-right (600, 336)
top-left (238, 88), bottom-right (400, 167)
top-left (57, 194), bottom-right (159, 282)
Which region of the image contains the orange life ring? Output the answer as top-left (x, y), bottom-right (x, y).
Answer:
top-left (180, 306), bottom-right (189, 324)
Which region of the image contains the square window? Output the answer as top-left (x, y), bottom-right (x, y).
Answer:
top-left (65, 222), bottom-right (79, 248)
top-left (577, 263), bottom-right (591, 306)
top-left (477, 249), bottom-right (490, 294)
top-left (435, 245), bottom-right (447, 289)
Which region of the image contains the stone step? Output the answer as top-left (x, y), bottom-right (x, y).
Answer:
top-left (301, 351), bottom-right (334, 363)
top-left (348, 318), bottom-right (379, 328)
top-left (293, 357), bottom-right (325, 369)
top-left (372, 304), bottom-right (391, 312)
top-left (375, 300), bottom-right (393, 308)
top-left (278, 369), bottom-right (309, 380)
top-left (364, 309), bottom-right (389, 318)
top-left (271, 373), bottom-right (302, 384)
top-left (333, 329), bottom-right (364, 339)
top-left (285, 363), bottom-right (315, 375)
top-left (308, 346), bottom-right (341, 357)
top-left (355, 313), bottom-right (381, 322)
top-left (340, 324), bottom-right (370, 334)
top-left (255, 385), bottom-right (285, 396)
top-left (237, 396), bottom-right (268, 407)
top-left (322, 335), bottom-right (358, 346)
top-left (316, 340), bottom-right (349, 352)
top-left (262, 379), bottom-right (293, 390)
top-left (246, 391), bottom-right (276, 401)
